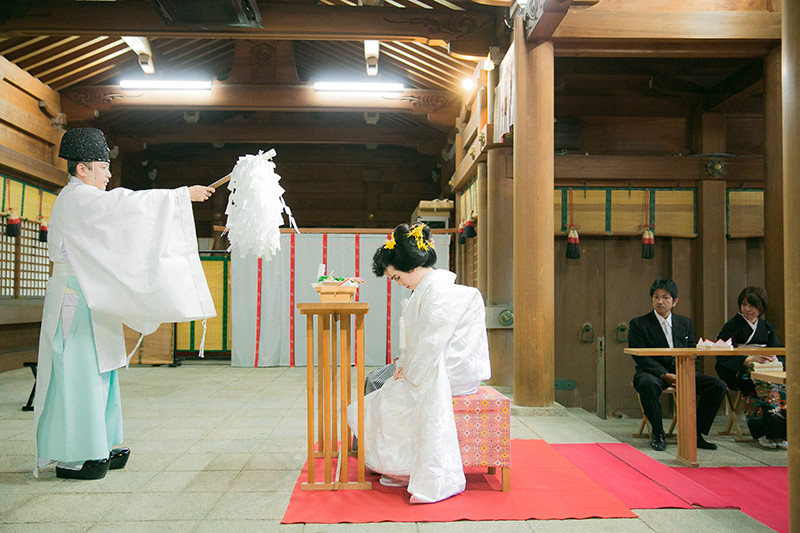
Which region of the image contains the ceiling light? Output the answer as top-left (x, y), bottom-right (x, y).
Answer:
top-left (462, 79), bottom-right (475, 91)
top-left (364, 40), bottom-right (380, 76)
top-left (119, 79), bottom-right (212, 90)
top-left (313, 81), bottom-right (404, 92)
top-left (122, 36), bottom-right (155, 74)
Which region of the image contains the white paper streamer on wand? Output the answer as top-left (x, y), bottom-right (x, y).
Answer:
top-left (222, 149), bottom-right (299, 260)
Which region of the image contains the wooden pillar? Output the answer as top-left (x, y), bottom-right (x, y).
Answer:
top-left (695, 113), bottom-right (727, 371)
top-left (782, 1), bottom-right (799, 526)
top-left (695, 180), bottom-right (727, 345)
top-left (455, 190), bottom-right (464, 282)
top-left (487, 147), bottom-right (514, 386)
top-left (764, 47), bottom-right (784, 340)
top-left (476, 161), bottom-right (488, 295)
top-left (512, 19), bottom-right (554, 407)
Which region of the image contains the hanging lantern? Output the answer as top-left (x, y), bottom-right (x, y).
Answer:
top-left (4, 209), bottom-right (20, 238)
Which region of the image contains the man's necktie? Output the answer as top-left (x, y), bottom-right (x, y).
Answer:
top-left (662, 321), bottom-right (674, 348)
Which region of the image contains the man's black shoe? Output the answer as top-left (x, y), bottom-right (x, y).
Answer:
top-left (650, 432), bottom-right (667, 451)
top-left (56, 458), bottom-right (110, 480)
top-left (697, 435), bottom-right (718, 450)
top-left (109, 448), bottom-right (130, 470)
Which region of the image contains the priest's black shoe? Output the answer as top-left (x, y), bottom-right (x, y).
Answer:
top-left (697, 435), bottom-right (718, 450)
top-left (56, 458), bottom-right (110, 480)
top-left (109, 448), bottom-right (130, 470)
top-left (650, 432), bottom-right (667, 451)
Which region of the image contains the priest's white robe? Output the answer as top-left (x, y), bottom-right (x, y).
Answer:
top-left (34, 177), bottom-right (216, 472)
top-left (348, 269), bottom-right (490, 503)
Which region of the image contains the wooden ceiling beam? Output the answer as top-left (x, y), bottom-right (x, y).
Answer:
top-left (554, 38), bottom-right (777, 58)
top-left (117, 122), bottom-right (445, 150)
top-left (22, 36), bottom-right (108, 72)
top-left (553, 10), bottom-right (780, 41)
top-left (705, 61), bottom-right (765, 111)
top-left (0, 4), bottom-right (496, 50)
top-left (527, 0), bottom-right (574, 42)
top-left (393, 42), bottom-right (474, 77)
top-left (60, 84), bottom-right (458, 123)
top-left (554, 154), bottom-right (764, 183)
top-left (381, 44), bottom-right (461, 86)
top-left (16, 36), bottom-right (81, 67)
top-left (34, 39), bottom-right (127, 79)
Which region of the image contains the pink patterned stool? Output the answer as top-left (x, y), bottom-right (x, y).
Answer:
top-left (452, 385), bottom-right (511, 491)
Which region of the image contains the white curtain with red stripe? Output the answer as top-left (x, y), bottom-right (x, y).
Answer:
top-left (231, 232), bottom-right (451, 367)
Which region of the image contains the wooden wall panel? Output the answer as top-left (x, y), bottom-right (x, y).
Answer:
top-left (726, 116), bottom-right (765, 155)
top-left (554, 238), bottom-right (604, 411)
top-left (0, 55), bottom-right (64, 186)
top-left (725, 237), bottom-right (766, 318)
top-left (120, 143), bottom-right (440, 236)
top-left (579, 117), bottom-right (691, 155)
top-left (603, 237), bottom-right (672, 418)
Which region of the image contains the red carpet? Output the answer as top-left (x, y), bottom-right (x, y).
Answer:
top-left (281, 439), bottom-right (636, 524)
top-left (553, 443), bottom-right (787, 532)
top-left (673, 466), bottom-right (789, 533)
top-left (553, 443), bottom-right (734, 509)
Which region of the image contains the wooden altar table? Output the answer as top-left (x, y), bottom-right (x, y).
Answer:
top-left (750, 370), bottom-right (786, 385)
top-left (296, 302), bottom-right (371, 491)
top-left (624, 347), bottom-right (785, 467)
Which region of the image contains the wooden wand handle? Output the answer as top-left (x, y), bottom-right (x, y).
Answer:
top-left (208, 174), bottom-right (231, 189)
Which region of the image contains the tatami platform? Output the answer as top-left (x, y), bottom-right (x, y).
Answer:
top-left (0, 362), bottom-right (784, 532)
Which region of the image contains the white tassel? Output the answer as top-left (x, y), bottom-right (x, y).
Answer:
top-left (223, 149), bottom-right (299, 261)
top-left (198, 319), bottom-right (208, 358)
top-left (125, 333), bottom-right (144, 369)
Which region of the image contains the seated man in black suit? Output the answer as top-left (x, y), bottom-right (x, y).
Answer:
top-left (629, 278), bottom-right (726, 452)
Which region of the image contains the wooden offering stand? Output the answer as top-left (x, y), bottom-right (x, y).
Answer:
top-left (296, 285), bottom-right (370, 491)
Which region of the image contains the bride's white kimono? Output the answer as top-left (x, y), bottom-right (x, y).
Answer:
top-left (34, 177), bottom-right (216, 473)
top-left (348, 269), bottom-right (490, 503)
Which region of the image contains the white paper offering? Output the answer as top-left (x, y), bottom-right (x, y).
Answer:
top-left (223, 149), bottom-right (298, 260)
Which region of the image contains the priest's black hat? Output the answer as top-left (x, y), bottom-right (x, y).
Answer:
top-left (58, 128), bottom-right (111, 162)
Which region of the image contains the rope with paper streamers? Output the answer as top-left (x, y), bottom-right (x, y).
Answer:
top-left (211, 149), bottom-right (299, 260)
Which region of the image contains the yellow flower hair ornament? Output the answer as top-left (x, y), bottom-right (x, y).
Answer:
top-left (407, 224), bottom-right (433, 251)
top-left (383, 234), bottom-right (396, 249)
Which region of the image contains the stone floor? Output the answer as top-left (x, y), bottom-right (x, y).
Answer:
top-left (0, 362), bottom-right (786, 532)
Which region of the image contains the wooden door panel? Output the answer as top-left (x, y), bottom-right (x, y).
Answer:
top-left (554, 237), bottom-right (604, 411)
top-left (603, 237), bottom-right (670, 418)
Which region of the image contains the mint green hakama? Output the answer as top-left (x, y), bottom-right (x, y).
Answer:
top-left (36, 277), bottom-right (123, 465)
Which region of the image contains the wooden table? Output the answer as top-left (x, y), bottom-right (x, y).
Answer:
top-left (750, 370), bottom-right (786, 385)
top-left (295, 302), bottom-right (371, 491)
top-left (624, 347), bottom-right (785, 467)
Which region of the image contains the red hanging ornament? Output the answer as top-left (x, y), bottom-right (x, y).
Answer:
top-left (565, 189), bottom-right (580, 259)
top-left (464, 212), bottom-right (477, 239)
top-left (567, 228), bottom-right (581, 259)
top-left (39, 219), bottom-right (48, 242)
top-left (639, 190), bottom-right (654, 259)
top-left (641, 229), bottom-right (655, 259)
top-left (457, 219), bottom-right (466, 245)
top-left (4, 208), bottom-right (20, 238)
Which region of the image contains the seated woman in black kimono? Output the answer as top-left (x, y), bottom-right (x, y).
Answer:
top-left (715, 287), bottom-right (786, 449)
